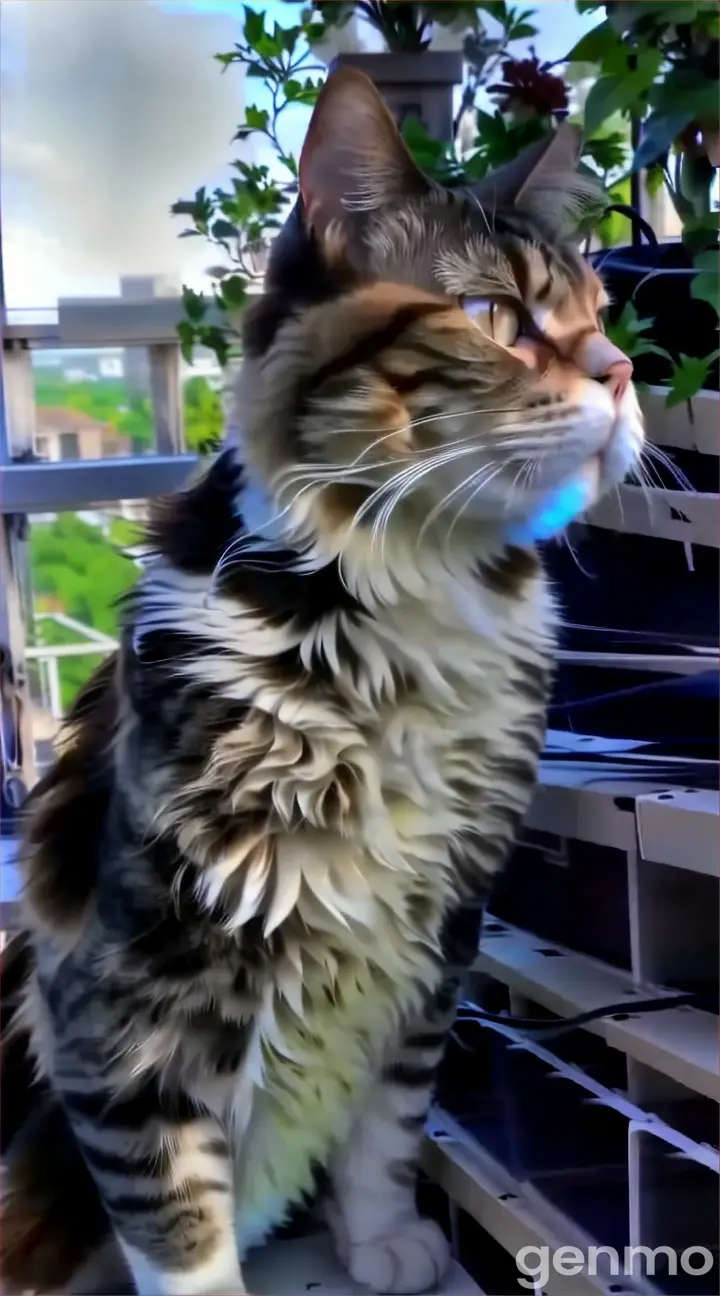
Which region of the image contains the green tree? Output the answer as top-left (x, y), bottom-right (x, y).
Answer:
top-left (34, 375), bottom-right (133, 427)
top-left (115, 395), bottom-right (154, 448)
top-left (30, 513), bottom-right (140, 708)
top-left (183, 375), bottom-right (224, 452)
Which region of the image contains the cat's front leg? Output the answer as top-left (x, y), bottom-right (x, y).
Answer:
top-left (327, 969), bottom-right (463, 1295)
top-left (61, 1080), bottom-right (245, 1296)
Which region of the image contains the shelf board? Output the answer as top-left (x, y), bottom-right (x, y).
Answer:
top-left (639, 387), bottom-right (718, 456)
top-left (245, 1232), bottom-right (481, 1295)
top-left (474, 922), bottom-right (720, 1102)
top-left (530, 759), bottom-right (719, 874)
top-left (423, 1115), bottom-right (653, 1296)
top-left (635, 787), bottom-right (720, 878)
top-left (588, 486), bottom-right (718, 548)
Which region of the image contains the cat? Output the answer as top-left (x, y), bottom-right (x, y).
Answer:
top-left (1, 68), bottom-right (644, 1296)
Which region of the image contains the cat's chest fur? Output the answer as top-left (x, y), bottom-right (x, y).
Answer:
top-left (214, 565), bottom-right (552, 1245)
top-left (117, 552), bottom-right (554, 1245)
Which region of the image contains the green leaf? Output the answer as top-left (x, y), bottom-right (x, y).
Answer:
top-left (220, 274), bottom-right (248, 307)
top-left (476, 1), bottom-right (508, 21)
top-left (211, 219), bottom-right (239, 242)
top-left (253, 32), bottom-right (282, 59)
top-left (242, 6), bottom-right (265, 48)
top-left (608, 2), bottom-right (702, 33)
top-left (181, 286), bottom-right (207, 324)
top-left (582, 131), bottom-right (628, 173)
top-left (650, 70), bottom-right (719, 122)
top-left (401, 114), bottom-right (445, 165)
top-left (633, 110), bottom-right (695, 170)
top-left (278, 152), bottom-right (298, 178)
top-left (198, 325), bottom-right (232, 369)
top-left (665, 351), bottom-right (720, 407)
top-left (177, 319), bottom-right (197, 365)
top-left (274, 22), bottom-right (301, 54)
top-left (644, 160), bottom-right (667, 199)
top-left (605, 300), bottom-right (656, 355)
top-left (584, 75), bottom-right (645, 135)
top-left (245, 105), bottom-right (269, 132)
top-left (507, 21), bottom-right (537, 39)
top-left (627, 339), bottom-right (673, 363)
top-left (565, 19), bottom-right (620, 64)
top-left (691, 248), bottom-right (720, 314)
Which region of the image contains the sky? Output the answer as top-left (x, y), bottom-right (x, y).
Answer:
top-left (0, 0), bottom-right (598, 319)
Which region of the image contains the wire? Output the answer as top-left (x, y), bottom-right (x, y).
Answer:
top-left (561, 620), bottom-right (718, 649)
top-left (457, 991), bottom-right (717, 1043)
top-left (562, 622), bottom-right (720, 648)
top-left (549, 671), bottom-right (718, 715)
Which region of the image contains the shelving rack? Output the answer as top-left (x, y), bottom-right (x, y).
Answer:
top-left (425, 386), bottom-right (719, 1292)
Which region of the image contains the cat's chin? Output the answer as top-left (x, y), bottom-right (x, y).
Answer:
top-left (504, 458), bottom-right (601, 546)
top-left (503, 400), bottom-right (644, 548)
top-left (589, 379), bottom-right (646, 501)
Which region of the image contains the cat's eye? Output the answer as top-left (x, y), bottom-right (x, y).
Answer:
top-left (463, 298), bottom-right (519, 348)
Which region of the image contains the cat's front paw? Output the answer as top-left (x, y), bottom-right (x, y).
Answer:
top-left (344, 1217), bottom-right (451, 1294)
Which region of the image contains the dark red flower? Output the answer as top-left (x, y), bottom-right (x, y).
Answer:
top-left (489, 53), bottom-right (569, 118)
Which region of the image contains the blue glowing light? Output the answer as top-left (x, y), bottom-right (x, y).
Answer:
top-left (505, 476), bottom-right (593, 546)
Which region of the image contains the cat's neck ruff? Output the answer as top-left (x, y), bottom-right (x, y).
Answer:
top-left (233, 461), bottom-right (586, 633)
top-left (234, 464), bottom-right (514, 612)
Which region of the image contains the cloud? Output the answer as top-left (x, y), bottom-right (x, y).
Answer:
top-left (1, 0), bottom-right (251, 310)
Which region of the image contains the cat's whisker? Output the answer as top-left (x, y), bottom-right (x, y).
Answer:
top-left (367, 445), bottom-right (485, 554)
top-left (631, 461), bottom-right (658, 519)
top-left (445, 463), bottom-right (505, 549)
top-left (416, 461), bottom-right (498, 545)
top-left (356, 443), bottom-right (481, 536)
top-left (641, 442), bottom-right (693, 493)
top-left (562, 528), bottom-right (593, 578)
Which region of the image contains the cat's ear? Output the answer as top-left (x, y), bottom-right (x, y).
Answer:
top-left (469, 123), bottom-right (600, 237)
top-left (299, 67), bottom-right (433, 238)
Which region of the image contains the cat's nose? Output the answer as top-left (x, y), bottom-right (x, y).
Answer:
top-left (579, 332), bottom-right (633, 408)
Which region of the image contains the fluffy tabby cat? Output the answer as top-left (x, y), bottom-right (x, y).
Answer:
top-left (1, 69), bottom-right (643, 1296)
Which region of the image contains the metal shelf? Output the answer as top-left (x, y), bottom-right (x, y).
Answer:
top-left (638, 387), bottom-right (718, 456)
top-left (530, 757), bottom-right (719, 874)
top-left (423, 1128), bottom-right (616, 1296)
top-left (588, 486), bottom-right (718, 549)
top-left (473, 921), bottom-right (719, 1103)
top-left (246, 1233), bottom-right (480, 1295)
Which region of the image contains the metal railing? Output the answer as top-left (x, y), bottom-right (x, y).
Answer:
top-left (1, 289), bottom-right (202, 793)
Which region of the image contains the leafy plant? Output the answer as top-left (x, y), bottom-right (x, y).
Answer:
top-left (310, 2), bottom-right (486, 52)
top-left (567, 1), bottom-right (719, 227)
top-left (567, 2), bottom-right (719, 399)
top-left (665, 351), bottom-right (720, 409)
top-left (172, 5), bottom-right (329, 363)
top-left (604, 300), bottom-right (673, 369)
top-left (173, 3), bottom-right (548, 364)
top-left (170, 3), bottom-right (626, 369)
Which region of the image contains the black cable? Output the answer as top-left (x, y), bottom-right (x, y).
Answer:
top-left (539, 749), bottom-right (718, 773)
top-left (457, 991), bottom-right (717, 1042)
top-left (549, 672), bottom-right (718, 715)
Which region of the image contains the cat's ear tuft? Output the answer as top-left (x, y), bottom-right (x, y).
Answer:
top-left (299, 67), bottom-right (432, 239)
top-left (469, 123), bottom-right (602, 238)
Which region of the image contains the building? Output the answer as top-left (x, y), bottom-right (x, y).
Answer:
top-left (34, 407), bottom-right (131, 461)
